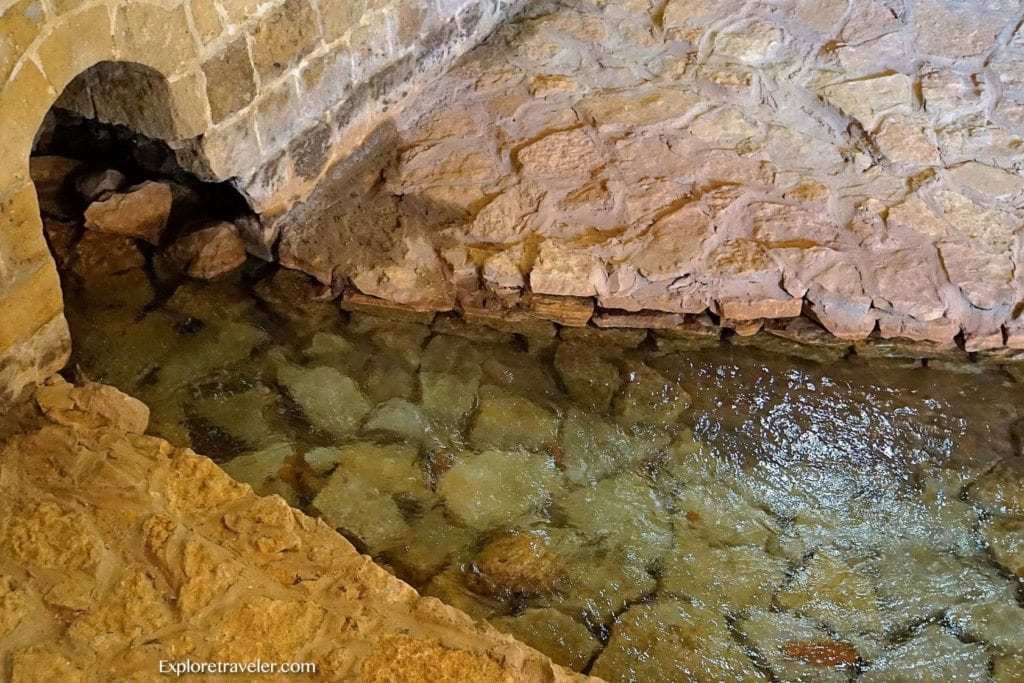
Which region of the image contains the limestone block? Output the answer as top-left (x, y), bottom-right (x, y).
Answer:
top-left (321, 0), bottom-right (366, 43)
top-left (190, 0), bottom-right (223, 45)
top-left (0, 182), bottom-right (51, 283)
top-left (299, 46), bottom-right (353, 117)
top-left (821, 73), bottom-right (912, 127)
top-left (913, 0), bottom-right (1016, 58)
top-left (348, 14), bottom-right (395, 83)
top-left (35, 378), bottom-right (150, 435)
top-left (0, 315), bottom-right (70, 405)
top-left (115, 2), bottom-right (199, 75)
top-left (0, 61), bottom-right (56, 176)
top-left (0, 265), bottom-right (63, 354)
top-left (218, 0), bottom-right (261, 26)
top-left (0, 0), bottom-right (47, 83)
top-left (249, 0), bottom-right (322, 82)
top-left (186, 109), bottom-right (262, 181)
top-left (202, 35), bottom-right (257, 123)
top-left (255, 77), bottom-right (304, 154)
top-left (438, 449), bottom-right (563, 530)
top-left (35, 5), bottom-right (114, 93)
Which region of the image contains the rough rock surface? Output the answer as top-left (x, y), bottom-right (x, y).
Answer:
top-left (83, 181), bottom-right (173, 245)
top-left (0, 380), bottom-right (588, 682)
top-left (271, 0), bottom-right (1024, 352)
top-left (166, 222), bottom-right (248, 280)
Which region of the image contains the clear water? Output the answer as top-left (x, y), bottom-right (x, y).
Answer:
top-left (64, 265), bottom-right (1024, 682)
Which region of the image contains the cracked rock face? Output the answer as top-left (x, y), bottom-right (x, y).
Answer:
top-left (272, 0), bottom-right (1024, 350)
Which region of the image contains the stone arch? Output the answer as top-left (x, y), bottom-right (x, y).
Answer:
top-left (0, 1), bottom-right (217, 403)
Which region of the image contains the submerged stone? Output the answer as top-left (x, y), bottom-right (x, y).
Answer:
top-left (489, 608), bottom-right (601, 671)
top-left (862, 625), bottom-right (990, 682)
top-left (221, 443), bottom-right (298, 506)
top-left (422, 568), bottom-right (505, 622)
top-left (672, 482), bottom-right (780, 548)
top-left (875, 544), bottom-right (1016, 631)
top-left (468, 385), bottom-right (559, 452)
top-left (192, 385), bottom-right (283, 449)
top-left (558, 408), bottom-right (667, 484)
top-left (948, 599), bottom-right (1024, 655)
top-left (385, 507), bottom-right (478, 586)
top-left (660, 535), bottom-right (787, 612)
top-left (362, 398), bottom-right (443, 450)
top-left (419, 371), bottom-right (479, 426)
top-left (311, 443), bottom-right (432, 553)
top-left (438, 450), bottom-right (563, 531)
top-left (592, 600), bottom-right (764, 682)
top-left (273, 362), bottom-right (371, 438)
top-left (553, 342), bottom-right (622, 411)
top-left (474, 532), bottom-right (562, 596)
top-left (983, 517), bottom-right (1024, 577)
top-left (613, 362), bottom-right (691, 428)
top-left (776, 549), bottom-right (884, 638)
top-left (561, 473), bottom-right (672, 565)
top-left (538, 531), bottom-right (657, 627)
top-left (738, 609), bottom-right (858, 682)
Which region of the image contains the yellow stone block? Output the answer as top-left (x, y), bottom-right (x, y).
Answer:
top-left (0, 263), bottom-right (63, 354)
top-left (0, 0), bottom-right (47, 83)
top-left (0, 61), bottom-right (57, 181)
top-left (115, 2), bottom-right (199, 76)
top-left (190, 0), bottom-right (223, 46)
top-left (0, 183), bottom-right (49, 286)
top-left (166, 70), bottom-right (212, 138)
top-left (35, 5), bottom-right (115, 93)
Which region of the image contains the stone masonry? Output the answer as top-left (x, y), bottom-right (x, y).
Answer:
top-left (268, 0), bottom-right (1024, 362)
top-left (0, 0), bottom-right (522, 403)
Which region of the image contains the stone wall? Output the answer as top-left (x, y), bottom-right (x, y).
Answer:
top-left (0, 0), bottom-right (521, 404)
top-left (266, 0), bottom-right (1024, 365)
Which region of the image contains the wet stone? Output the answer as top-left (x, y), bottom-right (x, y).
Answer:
top-left (553, 342), bottom-right (622, 411)
top-left (558, 408), bottom-right (667, 485)
top-left (272, 360), bottom-right (371, 438)
top-left (613, 362), bottom-right (691, 428)
top-left (862, 625), bottom-right (990, 682)
top-left (437, 450), bottom-right (563, 531)
top-left (311, 443), bottom-right (432, 553)
top-left (489, 608), bottom-right (601, 671)
top-left (561, 473), bottom-right (672, 565)
top-left (660, 535), bottom-right (787, 612)
top-left (385, 507), bottom-right (477, 585)
top-left (221, 443), bottom-right (298, 506)
top-left (738, 609), bottom-right (858, 682)
top-left (592, 600), bottom-right (765, 683)
top-left (474, 531), bottom-right (562, 596)
top-left (468, 385), bottom-right (559, 452)
top-left (875, 544), bottom-right (1016, 631)
top-left (422, 568), bottom-right (504, 622)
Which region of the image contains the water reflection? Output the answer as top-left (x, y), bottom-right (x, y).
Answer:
top-left (64, 269), bottom-right (1024, 682)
